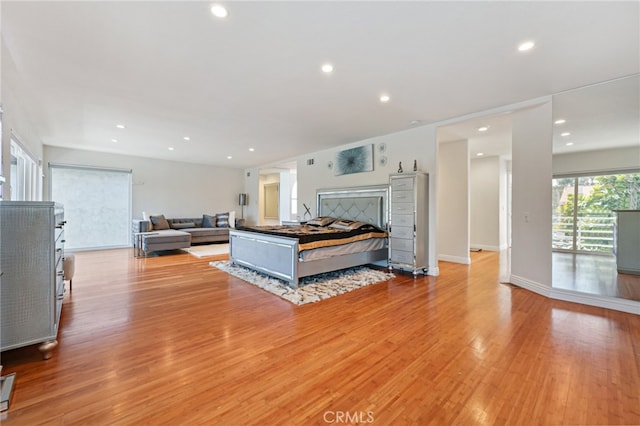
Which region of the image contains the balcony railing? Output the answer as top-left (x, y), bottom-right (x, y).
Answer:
top-left (552, 215), bottom-right (615, 253)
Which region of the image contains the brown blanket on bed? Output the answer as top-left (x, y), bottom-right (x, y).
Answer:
top-left (236, 224), bottom-right (387, 251)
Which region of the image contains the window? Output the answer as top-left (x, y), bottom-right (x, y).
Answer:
top-left (50, 164), bottom-right (132, 250)
top-left (10, 134), bottom-right (41, 201)
top-left (552, 172), bottom-right (640, 253)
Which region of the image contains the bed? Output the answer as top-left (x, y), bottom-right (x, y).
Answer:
top-left (229, 185), bottom-right (389, 288)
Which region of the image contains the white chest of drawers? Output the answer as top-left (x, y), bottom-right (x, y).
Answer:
top-left (0, 201), bottom-right (65, 359)
top-left (388, 173), bottom-right (429, 275)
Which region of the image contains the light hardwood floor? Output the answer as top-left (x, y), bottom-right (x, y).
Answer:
top-left (1, 249), bottom-right (639, 425)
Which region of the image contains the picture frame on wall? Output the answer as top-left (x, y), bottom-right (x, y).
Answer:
top-left (334, 144), bottom-right (374, 176)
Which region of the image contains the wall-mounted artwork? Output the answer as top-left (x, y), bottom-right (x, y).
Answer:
top-left (334, 144), bottom-right (374, 176)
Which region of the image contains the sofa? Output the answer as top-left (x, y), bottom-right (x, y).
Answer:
top-left (132, 212), bottom-right (235, 256)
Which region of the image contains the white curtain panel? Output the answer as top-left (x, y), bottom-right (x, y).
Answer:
top-left (50, 164), bottom-right (132, 250)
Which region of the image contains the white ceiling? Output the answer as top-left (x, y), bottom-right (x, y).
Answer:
top-left (439, 74), bottom-right (640, 159)
top-left (2, 1), bottom-right (639, 168)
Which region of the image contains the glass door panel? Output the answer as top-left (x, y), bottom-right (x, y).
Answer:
top-left (553, 173), bottom-right (640, 253)
top-left (552, 177), bottom-right (575, 250)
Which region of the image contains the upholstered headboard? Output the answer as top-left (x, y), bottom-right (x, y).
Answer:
top-left (316, 185), bottom-right (389, 228)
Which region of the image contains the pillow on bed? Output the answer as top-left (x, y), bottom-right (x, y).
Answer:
top-left (328, 219), bottom-right (369, 231)
top-left (306, 216), bottom-right (336, 226)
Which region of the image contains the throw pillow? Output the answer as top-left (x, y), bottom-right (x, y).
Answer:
top-left (150, 214), bottom-right (170, 230)
top-left (202, 214), bottom-right (216, 228)
top-left (216, 212), bottom-right (229, 228)
top-left (307, 216), bottom-right (336, 227)
top-left (328, 219), bottom-right (368, 231)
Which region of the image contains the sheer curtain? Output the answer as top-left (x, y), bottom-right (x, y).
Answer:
top-left (50, 164), bottom-right (132, 250)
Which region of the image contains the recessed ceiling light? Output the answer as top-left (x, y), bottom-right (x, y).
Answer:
top-left (321, 63), bottom-right (334, 73)
top-left (116, 124), bottom-right (125, 129)
top-left (518, 40), bottom-right (535, 52)
top-left (554, 119), bottom-right (566, 125)
top-left (478, 126), bottom-right (489, 132)
top-left (566, 142), bottom-right (574, 146)
top-left (111, 139), bottom-right (118, 143)
top-left (210, 4), bottom-right (228, 18)
top-left (168, 147), bottom-right (175, 151)
top-left (227, 156), bottom-right (232, 159)
top-left (561, 132), bottom-right (571, 137)
top-left (379, 95), bottom-right (390, 103)
top-left (249, 148), bottom-right (255, 152)
top-left (183, 136), bottom-right (190, 141)
top-left (477, 152), bottom-right (485, 156)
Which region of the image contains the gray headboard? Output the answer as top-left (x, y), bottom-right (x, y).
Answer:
top-left (316, 185), bottom-right (389, 228)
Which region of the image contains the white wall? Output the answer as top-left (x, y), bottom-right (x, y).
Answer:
top-left (437, 140), bottom-right (470, 264)
top-left (44, 146), bottom-right (244, 219)
top-left (499, 158), bottom-right (510, 250)
top-left (1, 39), bottom-right (46, 198)
top-left (510, 101), bottom-right (553, 290)
top-left (553, 146), bottom-right (640, 176)
top-left (470, 156), bottom-right (501, 251)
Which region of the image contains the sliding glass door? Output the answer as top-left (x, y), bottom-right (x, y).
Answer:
top-left (552, 172), bottom-right (640, 253)
top-left (50, 164), bottom-right (132, 250)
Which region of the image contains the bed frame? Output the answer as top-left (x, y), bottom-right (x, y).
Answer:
top-left (229, 185), bottom-right (389, 288)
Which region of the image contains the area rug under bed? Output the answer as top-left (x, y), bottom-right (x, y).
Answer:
top-left (210, 261), bottom-right (395, 305)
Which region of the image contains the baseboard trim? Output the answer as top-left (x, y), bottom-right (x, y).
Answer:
top-left (469, 244), bottom-right (500, 252)
top-left (427, 266), bottom-right (440, 276)
top-left (550, 288), bottom-right (640, 315)
top-left (510, 274), bottom-right (640, 315)
top-left (438, 254), bottom-right (471, 265)
top-left (510, 275), bottom-right (551, 297)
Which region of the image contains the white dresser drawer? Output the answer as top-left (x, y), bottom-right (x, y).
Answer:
top-left (390, 249), bottom-right (414, 265)
top-left (392, 190), bottom-right (413, 203)
top-left (390, 225), bottom-right (413, 239)
top-left (390, 237), bottom-right (413, 252)
top-left (391, 177), bottom-right (414, 191)
top-left (392, 214), bottom-right (414, 227)
top-left (392, 202), bottom-right (414, 215)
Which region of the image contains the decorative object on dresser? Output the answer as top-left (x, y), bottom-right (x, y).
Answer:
top-left (388, 173), bottom-right (429, 276)
top-left (0, 201), bottom-right (66, 360)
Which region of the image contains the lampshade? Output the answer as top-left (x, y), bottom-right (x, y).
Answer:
top-left (238, 193), bottom-right (248, 206)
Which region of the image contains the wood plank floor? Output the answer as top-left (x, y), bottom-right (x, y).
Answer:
top-left (1, 249), bottom-right (639, 425)
top-left (552, 252), bottom-right (640, 301)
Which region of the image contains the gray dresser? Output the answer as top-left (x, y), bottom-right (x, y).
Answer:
top-left (0, 201), bottom-right (65, 359)
top-left (388, 173), bottom-right (429, 275)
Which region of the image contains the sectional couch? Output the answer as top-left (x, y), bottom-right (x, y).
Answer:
top-left (132, 212), bottom-right (235, 256)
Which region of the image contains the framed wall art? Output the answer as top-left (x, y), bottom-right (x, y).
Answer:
top-left (334, 144), bottom-right (374, 176)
